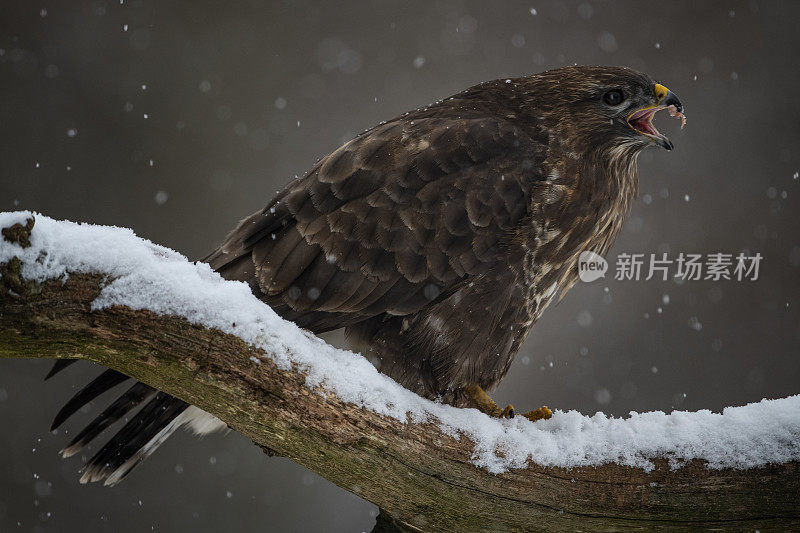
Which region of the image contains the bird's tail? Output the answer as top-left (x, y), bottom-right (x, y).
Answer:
top-left (47, 361), bottom-right (227, 485)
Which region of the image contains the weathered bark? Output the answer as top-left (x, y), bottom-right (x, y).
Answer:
top-left (1, 217), bottom-right (798, 532)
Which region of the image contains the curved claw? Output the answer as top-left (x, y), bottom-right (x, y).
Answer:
top-left (500, 404), bottom-right (515, 419)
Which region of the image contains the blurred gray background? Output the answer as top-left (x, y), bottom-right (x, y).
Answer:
top-left (1, 0), bottom-right (799, 531)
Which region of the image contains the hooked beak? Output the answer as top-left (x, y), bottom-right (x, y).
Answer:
top-left (627, 84), bottom-right (685, 151)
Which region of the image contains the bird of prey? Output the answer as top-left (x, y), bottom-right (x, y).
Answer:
top-left (47, 65), bottom-right (684, 484)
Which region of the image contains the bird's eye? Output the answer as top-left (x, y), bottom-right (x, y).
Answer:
top-left (603, 89), bottom-right (625, 106)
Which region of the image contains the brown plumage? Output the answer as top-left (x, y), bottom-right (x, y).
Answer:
top-left (49, 65), bottom-right (684, 483)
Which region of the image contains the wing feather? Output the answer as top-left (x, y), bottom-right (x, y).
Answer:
top-left (204, 116), bottom-right (544, 333)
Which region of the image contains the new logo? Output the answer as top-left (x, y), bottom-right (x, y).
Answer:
top-left (578, 251), bottom-right (608, 282)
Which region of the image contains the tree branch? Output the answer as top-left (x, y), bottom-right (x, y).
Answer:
top-left (1, 217), bottom-right (798, 532)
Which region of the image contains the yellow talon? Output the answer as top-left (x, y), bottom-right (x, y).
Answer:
top-left (464, 384), bottom-right (549, 421)
top-left (521, 406), bottom-right (553, 422)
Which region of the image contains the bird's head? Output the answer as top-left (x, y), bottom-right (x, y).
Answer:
top-left (516, 65), bottom-right (685, 153)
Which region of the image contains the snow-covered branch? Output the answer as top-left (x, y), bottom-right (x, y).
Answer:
top-left (1, 212), bottom-right (799, 531)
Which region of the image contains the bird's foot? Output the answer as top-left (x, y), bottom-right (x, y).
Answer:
top-left (464, 384), bottom-right (514, 418)
top-left (519, 406), bottom-right (553, 422)
top-left (463, 384), bottom-right (551, 421)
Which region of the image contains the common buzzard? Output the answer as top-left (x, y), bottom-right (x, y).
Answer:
top-left (48, 65), bottom-right (684, 484)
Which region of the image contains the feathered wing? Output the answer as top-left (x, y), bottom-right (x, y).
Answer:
top-left (207, 116), bottom-right (542, 331)
top-left (49, 114), bottom-right (545, 483)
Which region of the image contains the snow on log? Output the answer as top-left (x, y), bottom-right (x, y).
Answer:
top-left (1, 212), bottom-right (799, 531)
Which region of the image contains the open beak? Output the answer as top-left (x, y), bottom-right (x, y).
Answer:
top-left (627, 84), bottom-right (685, 151)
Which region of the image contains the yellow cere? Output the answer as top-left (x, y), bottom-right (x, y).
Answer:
top-left (654, 83), bottom-right (669, 102)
